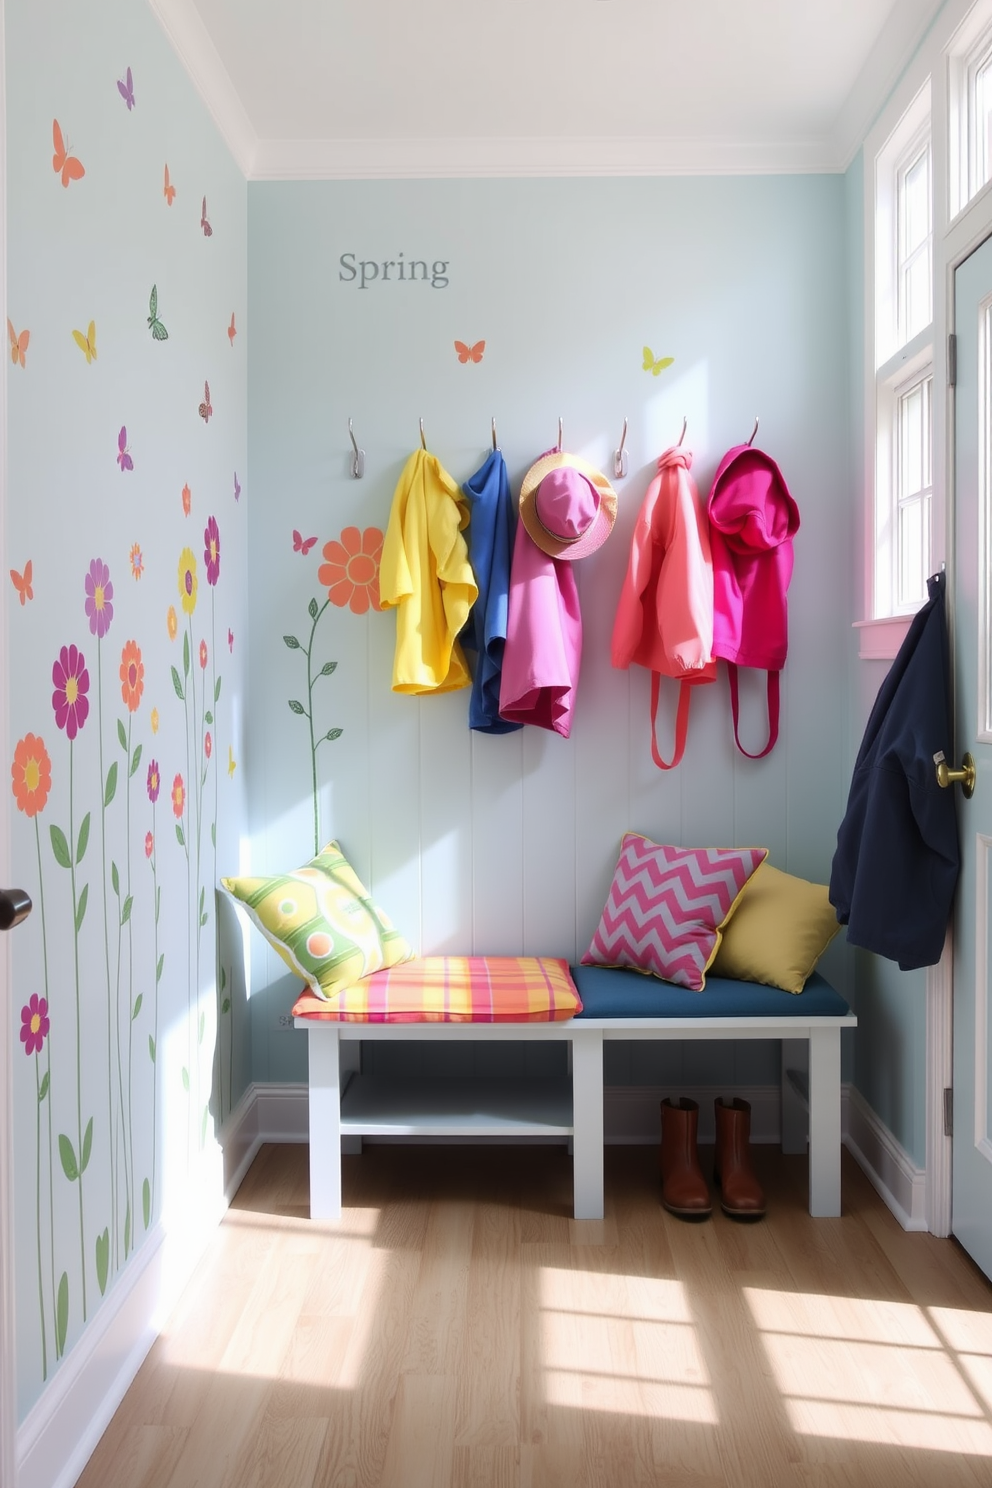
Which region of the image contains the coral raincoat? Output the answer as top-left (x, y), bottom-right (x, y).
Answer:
top-left (380, 448), bottom-right (478, 694)
top-left (611, 446), bottom-right (716, 768)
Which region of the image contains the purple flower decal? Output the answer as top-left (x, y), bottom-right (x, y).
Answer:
top-left (147, 758), bottom-right (160, 804)
top-left (84, 559), bottom-right (114, 638)
top-left (52, 645), bottom-right (90, 739)
top-left (20, 994), bottom-right (49, 1056)
top-left (204, 516), bottom-right (221, 587)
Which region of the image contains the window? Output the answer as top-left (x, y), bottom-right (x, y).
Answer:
top-left (872, 84), bottom-right (933, 624)
top-left (949, 8), bottom-right (992, 218)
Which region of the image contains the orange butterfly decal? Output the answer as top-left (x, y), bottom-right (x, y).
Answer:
top-left (7, 319), bottom-right (29, 368)
top-left (10, 561), bottom-right (33, 605)
top-left (163, 163), bottom-right (176, 206)
top-left (198, 381), bottom-right (212, 422)
top-left (454, 340), bottom-right (485, 364)
top-left (293, 530), bottom-right (317, 556)
top-left (228, 312), bottom-right (236, 346)
top-left (52, 119), bottom-right (84, 188)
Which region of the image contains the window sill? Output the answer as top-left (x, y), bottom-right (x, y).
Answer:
top-left (853, 615), bottom-right (913, 661)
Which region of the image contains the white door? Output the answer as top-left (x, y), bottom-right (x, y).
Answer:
top-left (951, 234), bottom-right (992, 1279)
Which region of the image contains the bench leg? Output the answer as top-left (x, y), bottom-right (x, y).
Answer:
top-left (571, 1028), bottom-right (604, 1221)
top-left (308, 1025), bottom-right (342, 1219)
top-left (808, 1027), bottom-right (842, 1217)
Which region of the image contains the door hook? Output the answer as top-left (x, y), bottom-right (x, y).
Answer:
top-left (348, 418), bottom-right (365, 479)
top-left (614, 416), bottom-right (629, 479)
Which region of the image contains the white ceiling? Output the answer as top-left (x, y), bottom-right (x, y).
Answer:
top-left (150, 0), bottom-right (945, 178)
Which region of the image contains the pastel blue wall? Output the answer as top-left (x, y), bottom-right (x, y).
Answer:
top-left (246, 174), bottom-right (856, 1091)
top-left (6, 0), bottom-right (249, 1418)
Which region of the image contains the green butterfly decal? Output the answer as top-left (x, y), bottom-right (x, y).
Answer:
top-left (642, 346), bottom-right (674, 376)
top-left (147, 284), bottom-right (169, 342)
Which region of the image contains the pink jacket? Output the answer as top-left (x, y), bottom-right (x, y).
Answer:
top-left (611, 446), bottom-right (715, 767)
top-left (707, 444), bottom-right (799, 756)
top-left (499, 518), bottom-right (582, 737)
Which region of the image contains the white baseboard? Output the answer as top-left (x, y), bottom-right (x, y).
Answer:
top-left (843, 1083), bottom-right (928, 1231)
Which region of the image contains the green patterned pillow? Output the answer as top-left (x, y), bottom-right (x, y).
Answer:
top-left (221, 841), bottom-right (413, 1000)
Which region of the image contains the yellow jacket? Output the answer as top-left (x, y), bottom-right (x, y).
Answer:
top-left (380, 449), bottom-right (478, 693)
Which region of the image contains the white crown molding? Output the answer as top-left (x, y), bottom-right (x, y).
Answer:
top-left (249, 133), bottom-right (840, 182)
top-left (147, 0), bottom-right (258, 177)
top-left (833, 0), bottom-right (952, 169)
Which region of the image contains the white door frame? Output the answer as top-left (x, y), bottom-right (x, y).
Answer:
top-left (0, 2), bottom-right (19, 1482)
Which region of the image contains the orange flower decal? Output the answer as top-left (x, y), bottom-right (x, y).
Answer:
top-left (172, 773), bottom-right (185, 818)
top-left (119, 639), bottom-right (144, 713)
top-left (167, 605), bottom-right (178, 641)
top-left (318, 526), bottom-right (383, 614)
top-left (11, 733), bottom-right (51, 817)
top-left (182, 483), bottom-right (191, 517)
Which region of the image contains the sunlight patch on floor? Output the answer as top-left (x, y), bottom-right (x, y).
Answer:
top-left (538, 1267), bottom-right (717, 1423)
top-left (744, 1286), bottom-right (992, 1456)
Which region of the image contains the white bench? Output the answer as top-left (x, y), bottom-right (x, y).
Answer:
top-left (295, 970), bottom-right (856, 1221)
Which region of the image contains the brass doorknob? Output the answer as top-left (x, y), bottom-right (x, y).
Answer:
top-left (936, 752), bottom-right (976, 798)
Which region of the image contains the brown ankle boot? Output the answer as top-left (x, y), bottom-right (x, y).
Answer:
top-left (660, 1098), bottom-right (711, 1219)
top-left (713, 1098), bottom-right (765, 1219)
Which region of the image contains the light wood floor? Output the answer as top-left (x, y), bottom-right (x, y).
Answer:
top-left (76, 1141), bottom-right (992, 1488)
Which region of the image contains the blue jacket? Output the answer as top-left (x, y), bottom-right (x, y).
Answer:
top-left (829, 572), bottom-right (960, 970)
top-left (461, 449), bottom-right (522, 734)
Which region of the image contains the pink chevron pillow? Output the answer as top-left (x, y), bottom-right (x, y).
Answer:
top-left (581, 835), bottom-right (768, 991)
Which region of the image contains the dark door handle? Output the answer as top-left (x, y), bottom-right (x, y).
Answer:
top-left (0, 889), bottom-right (32, 930)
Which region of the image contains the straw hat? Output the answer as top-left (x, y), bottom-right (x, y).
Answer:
top-left (519, 451), bottom-right (618, 561)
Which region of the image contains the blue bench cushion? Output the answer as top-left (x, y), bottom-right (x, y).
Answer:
top-left (570, 965), bottom-right (850, 1019)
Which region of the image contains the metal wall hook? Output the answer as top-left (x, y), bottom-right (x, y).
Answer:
top-left (492, 416), bottom-right (499, 451)
top-left (614, 416), bottom-right (629, 479)
top-left (677, 416), bottom-right (688, 447)
top-left (747, 415), bottom-right (759, 446)
top-left (348, 418), bottom-right (365, 479)
top-left (420, 417), bottom-right (427, 450)
top-left (557, 416), bottom-right (563, 453)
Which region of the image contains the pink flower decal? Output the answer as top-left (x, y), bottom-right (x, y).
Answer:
top-left (204, 516), bottom-right (220, 586)
top-left (84, 559), bottom-right (114, 638)
top-left (20, 994), bottom-right (49, 1056)
top-left (199, 639), bottom-right (208, 670)
top-left (145, 831), bottom-right (154, 859)
top-left (146, 759), bottom-right (160, 803)
top-left (172, 774), bottom-right (185, 818)
top-left (204, 731), bottom-right (212, 759)
top-left (52, 645), bottom-right (90, 738)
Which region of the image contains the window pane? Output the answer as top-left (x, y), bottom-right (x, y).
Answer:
top-left (895, 373), bottom-right (933, 612)
top-left (898, 498), bottom-right (925, 608)
top-left (978, 55), bottom-right (992, 191)
top-left (901, 383), bottom-right (923, 493)
top-left (903, 150), bottom-right (929, 252)
top-left (903, 249), bottom-right (932, 342)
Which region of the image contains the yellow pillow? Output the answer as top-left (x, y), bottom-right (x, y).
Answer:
top-left (709, 864), bottom-right (840, 993)
top-left (221, 841), bottom-right (413, 999)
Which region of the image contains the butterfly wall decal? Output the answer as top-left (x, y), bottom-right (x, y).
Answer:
top-left (454, 340), bottom-right (485, 363)
top-left (201, 196), bottom-right (212, 237)
top-left (10, 561), bottom-right (33, 605)
top-left (117, 66), bottom-right (135, 110)
top-left (293, 530), bottom-right (317, 556)
top-left (642, 346), bottom-right (674, 376)
top-left (117, 426), bottom-right (133, 472)
top-left (163, 163), bottom-right (176, 205)
top-left (228, 312), bottom-right (236, 346)
top-left (233, 471), bottom-right (241, 502)
top-left (52, 119), bottom-right (84, 187)
top-left (147, 284), bottom-right (169, 341)
top-left (7, 319), bottom-right (29, 368)
top-left (198, 381), bottom-right (212, 422)
top-left (72, 320), bottom-right (97, 363)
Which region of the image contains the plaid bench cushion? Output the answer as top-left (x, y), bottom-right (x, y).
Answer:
top-left (291, 955), bottom-right (582, 1023)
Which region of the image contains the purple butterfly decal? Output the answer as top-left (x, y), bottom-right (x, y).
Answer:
top-left (117, 425), bottom-right (133, 472)
top-left (117, 66), bottom-right (135, 111)
top-left (233, 470), bottom-right (241, 502)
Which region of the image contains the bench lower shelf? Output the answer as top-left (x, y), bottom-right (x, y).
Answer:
top-left (340, 1073), bottom-right (573, 1137)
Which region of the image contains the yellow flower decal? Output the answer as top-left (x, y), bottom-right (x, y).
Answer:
top-left (150, 706), bottom-right (160, 735)
top-left (178, 548), bottom-right (197, 616)
top-left (167, 605), bottom-right (178, 641)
